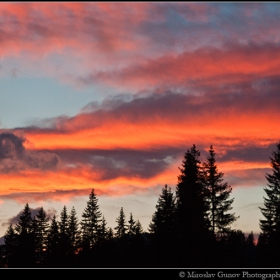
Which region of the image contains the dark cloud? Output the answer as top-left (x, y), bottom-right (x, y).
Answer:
top-left (1, 206), bottom-right (57, 227)
top-left (218, 144), bottom-right (277, 164)
top-left (54, 148), bottom-right (180, 180)
top-left (0, 132), bottom-right (60, 173)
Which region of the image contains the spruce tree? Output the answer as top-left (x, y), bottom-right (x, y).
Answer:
top-left (46, 216), bottom-right (60, 267)
top-left (67, 206), bottom-right (80, 253)
top-left (259, 142), bottom-right (280, 266)
top-left (14, 203), bottom-right (36, 267)
top-left (80, 189), bottom-right (102, 249)
top-left (149, 184), bottom-right (176, 239)
top-left (3, 224), bottom-right (17, 267)
top-left (175, 145), bottom-right (211, 267)
top-left (135, 220), bottom-right (143, 236)
top-left (260, 142), bottom-right (280, 244)
top-left (97, 216), bottom-right (109, 244)
top-left (59, 205), bottom-right (71, 255)
top-left (33, 207), bottom-right (49, 265)
top-left (203, 145), bottom-right (238, 239)
top-left (114, 207), bottom-right (127, 238)
top-left (176, 145), bottom-right (210, 242)
top-left (15, 203), bottom-right (33, 235)
top-left (47, 216), bottom-right (59, 254)
top-left (128, 213), bottom-right (136, 236)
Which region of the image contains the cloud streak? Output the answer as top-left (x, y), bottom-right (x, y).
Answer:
top-left (0, 2), bottom-right (279, 206)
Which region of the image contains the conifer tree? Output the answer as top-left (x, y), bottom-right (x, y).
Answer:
top-left (67, 206), bottom-right (80, 253)
top-left (203, 145), bottom-right (238, 239)
top-left (59, 206), bottom-right (69, 237)
top-left (98, 216), bottom-right (109, 244)
top-left (128, 213), bottom-right (136, 236)
top-left (176, 145), bottom-right (210, 243)
top-left (3, 224), bottom-right (17, 267)
top-left (135, 220), bottom-right (143, 236)
top-left (260, 142), bottom-right (280, 244)
top-left (114, 207), bottom-right (127, 238)
top-left (46, 216), bottom-right (60, 267)
top-left (80, 189), bottom-right (102, 249)
top-left (33, 207), bottom-right (49, 264)
top-left (14, 203), bottom-right (36, 267)
top-left (59, 205), bottom-right (71, 255)
top-left (149, 184), bottom-right (176, 239)
top-left (259, 141), bottom-right (280, 267)
top-left (47, 216), bottom-right (59, 254)
top-left (15, 203), bottom-right (33, 235)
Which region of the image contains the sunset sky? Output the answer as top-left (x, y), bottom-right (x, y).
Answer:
top-left (0, 2), bottom-right (279, 239)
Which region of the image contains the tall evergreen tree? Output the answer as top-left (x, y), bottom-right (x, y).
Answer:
top-left (134, 220), bottom-right (143, 236)
top-left (59, 205), bottom-right (71, 255)
top-left (15, 203), bottom-right (33, 235)
top-left (203, 145), bottom-right (238, 239)
top-left (149, 184), bottom-right (176, 239)
top-left (98, 216), bottom-right (109, 244)
top-left (259, 142), bottom-right (280, 266)
top-left (176, 145), bottom-right (210, 241)
top-left (114, 207), bottom-right (127, 238)
top-left (128, 213), bottom-right (136, 236)
top-left (175, 145), bottom-right (211, 267)
top-left (47, 216), bottom-right (59, 254)
top-left (260, 142), bottom-right (280, 243)
top-left (80, 189), bottom-right (102, 249)
top-left (14, 203), bottom-right (36, 267)
top-left (33, 207), bottom-right (49, 265)
top-left (67, 206), bottom-right (80, 253)
top-left (46, 215), bottom-right (60, 267)
top-left (3, 224), bottom-right (17, 267)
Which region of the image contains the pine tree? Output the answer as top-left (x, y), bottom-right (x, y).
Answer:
top-left (33, 207), bottom-right (49, 265)
top-left (135, 220), bottom-right (143, 236)
top-left (97, 216), bottom-right (109, 244)
top-left (149, 184), bottom-right (176, 239)
top-left (175, 145), bottom-right (211, 267)
top-left (259, 142), bottom-right (280, 266)
top-left (58, 205), bottom-right (71, 255)
top-left (176, 145), bottom-right (210, 242)
top-left (114, 207), bottom-right (127, 238)
top-left (3, 224), bottom-right (17, 267)
top-left (128, 213), bottom-right (136, 236)
top-left (80, 189), bottom-right (102, 249)
top-left (15, 203), bottom-right (33, 235)
top-left (47, 216), bottom-right (59, 254)
top-left (67, 206), bottom-right (80, 253)
top-left (260, 142), bottom-right (280, 244)
top-left (14, 203), bottom-right (36, 267)
top-left (203, 145), bottom-right (238, 239)
top-left (46, 215), bottom-right (60, 267)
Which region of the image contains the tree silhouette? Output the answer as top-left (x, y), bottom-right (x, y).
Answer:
top-left (203, 145), bottom-right (238, 239)
top-left (3, 224), bottom-right (17, 267)
top-left (46, 216), bottom-right (59, 258)
top-left (67, 206), bottom-right (80, 254)
top-left (175, 145), bottom-right (211, 267)
top-left (80, 189), bottom-right (102, 250)
top-left (114, 207), bottom-right (127, 239)
top-left (33, 207), bottom-right (49, 266)
top-left (176, 145), bottom-right (210, 237)
top-left (13, 203), bottom-right (36, 267)
top-left (149, 184), bottom-right (176, 240)
top-left (260, 142), bottom-right (280, 239)
top-left (259, 141), bottom-right (280, 266)
top-left (58, 205), bottom-right (72, 257)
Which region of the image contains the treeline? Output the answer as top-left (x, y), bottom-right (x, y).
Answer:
top-left (0, 143), bottom-right (280, 268)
